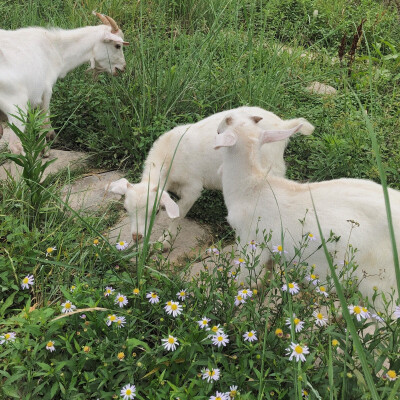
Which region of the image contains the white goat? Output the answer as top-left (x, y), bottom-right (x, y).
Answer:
top-left (215, 111), bottom-right (400, 308)
top-left (107, 107), bottom-right (314, 247)
top-left (0, 12), bottom-right (128, 154)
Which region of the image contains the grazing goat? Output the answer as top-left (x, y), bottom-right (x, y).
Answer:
top-left (107, 107), bottom-right (314, 248)
top-left (0, 12), bottom-right (128, 154)
top-left (215, 111), bottom-right (400, 309)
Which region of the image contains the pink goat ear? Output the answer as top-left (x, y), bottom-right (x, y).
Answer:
top-left (107, 178), bottom-right (130, 195)
top-left (161, 191), bottom-right (179, 219)
top-left (259, 124), bottom-right (303, 145)
top-left (214, 131), bottom-right (237, 149)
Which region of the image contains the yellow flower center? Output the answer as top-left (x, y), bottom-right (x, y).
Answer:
top-left (253, 289), bottom-right (257, 295)
top-left (217, 336), bottom-right (223, 342)
top-left (110, 315), bottom-right (116, 321)
top-left (119, 241), bottom-right (124, 246)
top-left (248, 332), bottom-right (254, 337)
top-left (126, 389), bottom-right (132, 395)
top-left (171, 304), bottom-right (178, 311)
top-left (84, 346), bottom-right (90, 352)
top-left (387, 370), bottom-right (397, 379)
top-left (275, 328), bottom-right (283, 336)
top-left (308, 233), bottom-right (313, 238)
top-left (208, 370), bottom-right (215, 376)
top-left (133, 288), bottom-right (139, 294)
top-left (239, 258), bottom-right (245, 263)
top-left (151, 293), bottom-right (157, 298)
top-left (294, 318), bottom-right (300, 325)
top-left (288, 283), bottom-right (294, 289)
top-left (332, 339), bottom-right (339, 346)
top-left (311, 274), bottom-right (316, 279)
top-left (319, 286), bottom-right (326, 292)
top-left (5, 333), bottom-right (10, 339)
top-left (317, 313), bottom-right (323, 320)
top-left (180, 291), bottom-right (185, 296)
top-left (242, 290), bottom-right (248, 294)
top-left (353, 306), bottom-right (361, 314)
top-left (237, 295), bottom-right (243, 301)
top-left (294, 345), bottom-right (303, 354)
top-left (47, 341), bottom-right (53, 347)
top-left (303, 390), bottom-right (309, 395)
top-left (230, 390), bottom-right (237, 396)
top-left (93, 239), bottom-right (99, 245)
top-left (117, 352), bottom-right (125, 359)
top-left (23, 277), bottom-right (29, 284)
top-left (202, 320), bottom-right (208, 325)
top-left (362, 307), bottom-right (368, 313)
top-left (277, 245), bottom-right (283, 251)
top-left (216, 397), bottom-right (222, 400)
top-left (212, 326), bottom-right (219, 332)
top-left (65, 303), bottom-right (71, 309)
top-left (47, 247), bottom-right (54, 254)
top-left (168, 337), bottom-right (175, 344)
top-left (118, 297), bottom-right (124, 302)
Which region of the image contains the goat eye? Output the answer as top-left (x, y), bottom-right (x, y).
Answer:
top-left (115, 44), bottom-right (121, 49)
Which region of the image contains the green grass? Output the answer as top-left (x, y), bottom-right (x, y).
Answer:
top-left (2, 0), bottom-right (400, 399)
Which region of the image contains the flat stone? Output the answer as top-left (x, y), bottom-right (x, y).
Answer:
top-left (306, 81), bottom-right (337, 96)
top-left (107, 210), bottom-right (213, 264)
top-left (63, 170), bottom-right (124, 211)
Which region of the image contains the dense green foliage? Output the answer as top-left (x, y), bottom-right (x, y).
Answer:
top-left (2, 1), bottom-right (400, 399)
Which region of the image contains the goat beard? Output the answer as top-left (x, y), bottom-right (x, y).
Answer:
top-left (86, 65), bottom-right (107, 80)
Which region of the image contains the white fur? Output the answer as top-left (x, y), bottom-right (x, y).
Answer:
top-left (107, 107), bottom-right (314, 246)
top-left (216, 111), bottom-right (399, 309)
top-left (0, 14), bottom-right (127, 154)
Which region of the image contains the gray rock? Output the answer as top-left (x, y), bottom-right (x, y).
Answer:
top-left (306, 81), bottom-right (337, 95)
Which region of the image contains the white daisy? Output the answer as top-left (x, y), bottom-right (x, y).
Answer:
top-left (198, 317), bottom-right (211, 329)
top-left (361, 307), bottom-right (371, 319)
top-left (146, 292), bottom-right (160, 304)
top-left (307, 233), bottom-right (317, 241)
top-left (243, 330), bottom-right (258, 342)
top-left (234, 294), bottom-right (245, 306)
top-left (234, 258), bottom-right (246, 268)
top-left (161, 335), bottom-right (179, 351)
top-left (285, 315), bottom-right (304, 333)
top-left (316, 285), bottom-right (329, 298)
top-left (116, 241), bottom-right (129, 251)
top-left (115, 293), bottom-right (128, 308)
top-left (229, 386), bottom-right (238, 397)
top-left (282, 282), bottom-right (300, 295)
top-left (46, 246), bottom-right (56, 257)
top-left (70, 285), bottom-right (76, 292)
top-left (61, 300), bottom-right (76, 313)
top-left (164, 301), bottom-right (183, 317)
top-left (21, 274), bottom-right (34, 290)
top-left (0, 332), bottom-right (16, 344)
top-left (106, 314), bottom-right (118, 326)
top-left (104, 286), bottom-right (115, 297)
top-left (286, 342), bottom-right (310, 362)
top-left (202, 368), bottom-right (220, 382)
top-left (206, 246), bottom-right (220, 255)
top-left (386, 370), bottom-right (398, 381)
top-left (209, 392), bottom-right (229, 400)
top-left (207, 324), bottom-right (224, 335)
top-left (393, 305), bottom-right (400, 319)
top-left (116, 316), bottom-right (126, 328)
top-left (120, 383), bottom-right (136, 399)
top-left (211, 332), bottom-right (229, 347)
top-left (248, 240), bottom-right (258, 250)
top-left (348, 305), bottom-right (366, 322)
top-left (272, 244), bottom-right (288, 255)
top-left (313, 311), bottom-right (328, 327)
top-left (371, 313), bottom-right (384, 322)
top-left (305, 273), bottom-right (319, 285)
top-left (176, 289), bottom-right (188, 301)
top-left (46, 340), bottom-right (56, 352)
top-left (238, 288), bottom-right (252, 299)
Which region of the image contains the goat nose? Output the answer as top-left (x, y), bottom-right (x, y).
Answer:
top-left (132, 233), bottom-right (143, 242)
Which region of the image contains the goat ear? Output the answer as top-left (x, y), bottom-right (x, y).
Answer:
top-left (214, 131), bottom-right (237, 149)
top-left (103, 31), bottom-right (126, 44)
top-left (160, 191), bottom-right (179, 219)
top-left (107, 178), bottom-right (130, 195)
top-left (259, 124), bottom-right (303, 145)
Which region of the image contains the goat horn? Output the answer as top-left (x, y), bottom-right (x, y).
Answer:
top-left (105, 15), bottom-right (120, 33)
top-left (92, 11), bottom-right (111, 27)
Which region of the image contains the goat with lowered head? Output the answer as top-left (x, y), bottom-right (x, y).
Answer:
top-left (0, 12), bottom-right (128, 154)
top-left (107, 106), bottom-right (314, 248)
top-left (215, 111), bottom-right (400, 309)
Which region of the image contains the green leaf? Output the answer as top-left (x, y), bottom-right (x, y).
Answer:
top-left (0, 292), bottom-right (17, 318)
top-left (126, 337), bottom-right (151, 353)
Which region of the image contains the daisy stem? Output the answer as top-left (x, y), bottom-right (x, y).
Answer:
top-left (258, 290), bottom-right (272, 399)
top-left (328, 334), bottom-right (334, 400)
